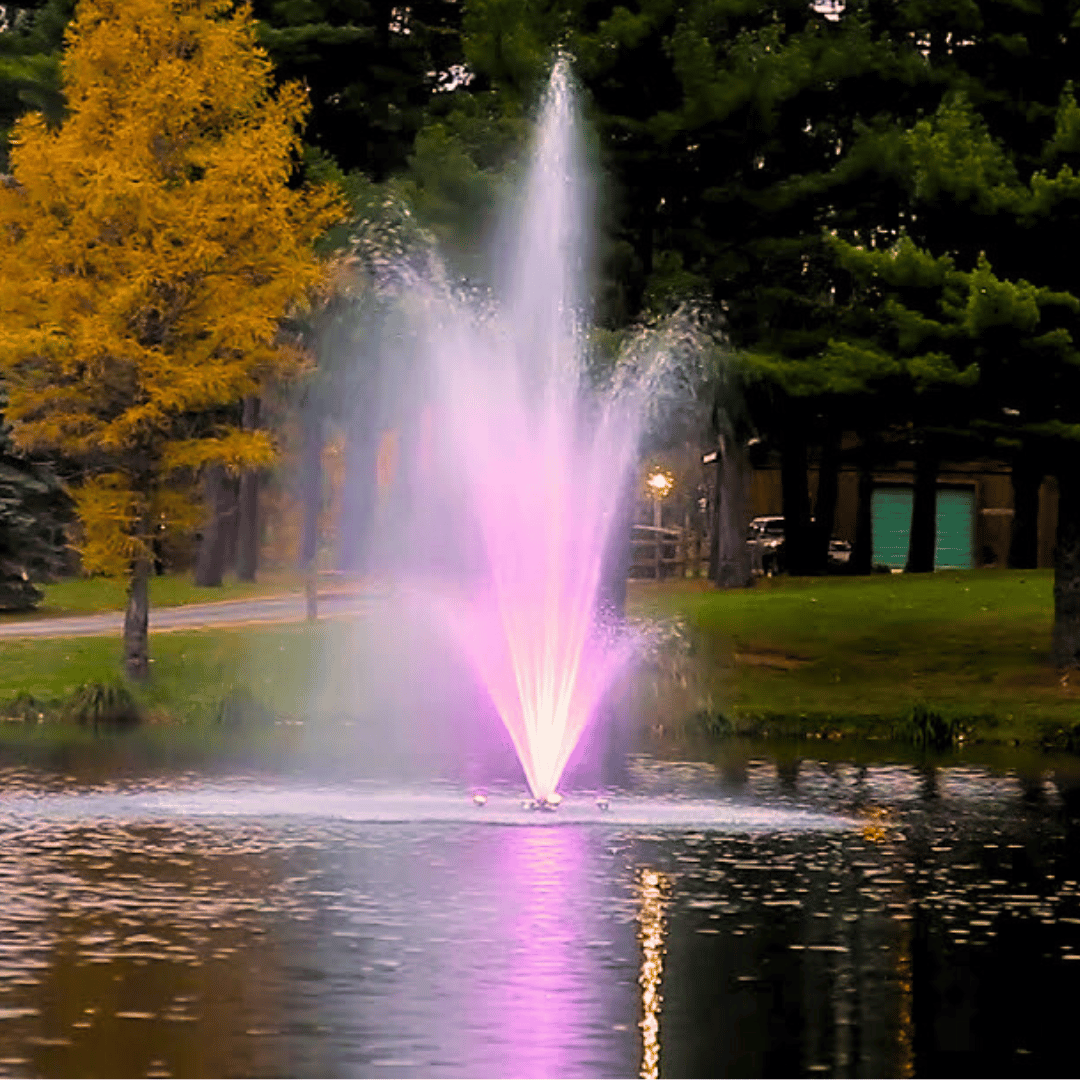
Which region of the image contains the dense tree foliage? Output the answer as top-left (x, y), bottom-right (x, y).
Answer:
top-left (814, 0), bottom-right (1080, 660)
top-left (0, 0), bottom-right (342, 675)
top-left (0, 413), bottom-right (70, 608)
top-left (0, 0), bottom-right (72, 170)
top-left (251, 0), bottom-right (464, 181)
top-left (6, 0), bottom-right (1080, 661)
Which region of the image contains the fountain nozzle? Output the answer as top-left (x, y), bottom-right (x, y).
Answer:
top-left (523, 792), bottom-right (563, 812)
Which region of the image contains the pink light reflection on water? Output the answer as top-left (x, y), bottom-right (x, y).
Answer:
top-left (475, 826), bottom-right (608, 1078)
top-left (358, 823), bottom-right (639, 1078)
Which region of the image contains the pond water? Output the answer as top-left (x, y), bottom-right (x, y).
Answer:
top-left (1, 732), bottom-right (1079, 1078)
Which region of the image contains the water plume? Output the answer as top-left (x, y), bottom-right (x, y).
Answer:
top-left (355, 60), bottom-right (683, 802)
top-left (405, 60), bottom-right (644, 802)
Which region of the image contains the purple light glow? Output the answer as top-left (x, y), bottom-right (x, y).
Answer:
top-left (487, 827), bottom-right (588, 1077)
top-left (417, 61), bottom-right (645, 802)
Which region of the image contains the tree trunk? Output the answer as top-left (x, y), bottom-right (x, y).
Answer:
top-left (809, 428), bottom-right (841, 574)
top-left (236, 395), bottom-right (261, 582)
top-left (1009, 447), bottom-right (1042, 570)
top-left (1052, 457), bottom-right (1080, 667)
top-left (336, 416), bottom-right (380, 575)
top-left (709, 440), bottom-right (722, 585)
top-left (221, 473), bottom-right (240, 575)
top-left (905, 445), bottom-right (938, 573)
top-left (780, 421), bottom-right (812, 575)
top-left (715, 436), bottom-right (752, 587)
top-left (299, 402), bottom-right (324, 620)
top-left (124, 555), bottom-right (150, 682)
top-left (597, 472), bottom-right (635, 619)
top-left (194, 465), bottom-right (236, 587)
top-left (852, 452), bottom-right (874, 575)
top-left (305, 563), bottom-right (318, 622)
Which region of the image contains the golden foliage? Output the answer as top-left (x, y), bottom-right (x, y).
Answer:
top-left (151, 486), bottom-right (204, 538)
top-left (0, 0), bottom-right (346, 572)
top-left (70, 475), bottom-right (147, 576)
top-left (161, 428), bottom-right (278, 474)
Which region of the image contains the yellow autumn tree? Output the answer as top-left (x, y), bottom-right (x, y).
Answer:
top-left (0, 0), bottom-right (343, 678)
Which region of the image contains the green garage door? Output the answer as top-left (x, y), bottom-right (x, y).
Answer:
top-left (934, 489), bottom-right (975, 568)
top-left (872, 487), bottom-right (974, 570)
top-left (871, 487), bottom-right (914, 569)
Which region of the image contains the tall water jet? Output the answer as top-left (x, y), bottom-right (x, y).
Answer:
top-left (426, 59), bottom-right (646, 803)
top-left (371, 59), bottom-right (649, 803)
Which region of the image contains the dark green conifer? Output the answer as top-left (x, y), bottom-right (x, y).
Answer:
top-left (0, 411), bottom-right (70, 609)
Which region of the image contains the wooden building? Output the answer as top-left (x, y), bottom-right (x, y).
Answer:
top-left (747, 460), bottom-right (1059, 570)
top-left (637, 440), bottom-right (1062, 574)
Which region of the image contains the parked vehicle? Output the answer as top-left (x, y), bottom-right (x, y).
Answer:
top-left (828, 538), bottom-right (852, 567)
top-left (746, 517), bottom-right (852, 575)
top-left (746, 516), bottom-right (786, 575)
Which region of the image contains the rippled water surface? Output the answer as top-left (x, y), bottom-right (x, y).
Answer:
top-left (2, 740), bottom-right (1080, 1077)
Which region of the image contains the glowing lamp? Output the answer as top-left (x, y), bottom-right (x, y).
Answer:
top-left (647, 471), bottom-right (673, 497)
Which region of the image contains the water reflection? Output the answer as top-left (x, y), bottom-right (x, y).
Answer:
top-left (896, 922), bottom-right (914, 1079)
top-left (635, 868), bottom-right (668, 1079)
top-left (463, 826), bottom-right (630, 1078)
top-left (2, 752), bottom-right (1080, 1076)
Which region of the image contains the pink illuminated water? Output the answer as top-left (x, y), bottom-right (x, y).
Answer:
top-left (417, 61), bottom-right (645, 802)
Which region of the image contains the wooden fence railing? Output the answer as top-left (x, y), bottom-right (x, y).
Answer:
top-left (629, 525), bottom-right (709, 579)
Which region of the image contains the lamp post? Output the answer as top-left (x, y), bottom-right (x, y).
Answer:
top-left (647, 470), bottom-right (673, 527)
top-left (646, 470), bottom-right (674, 579)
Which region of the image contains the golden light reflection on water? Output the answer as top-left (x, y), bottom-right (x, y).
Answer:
top-left (635, 867), bottom-right (670, 1080)
top-left (896, 924), bottom-right (915, 1078)
top-left (860, 805), bottom-right (891, 844)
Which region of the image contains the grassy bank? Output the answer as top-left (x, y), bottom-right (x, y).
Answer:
top-left (627, 569), bottom-right (1080, 747)
top-left (1, 570), bottom-right (1077, 752)
top-left (0, 623), bottom-right (325, 726)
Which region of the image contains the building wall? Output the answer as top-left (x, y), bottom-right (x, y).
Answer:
top-left (747, 459), bottom-right (1033, 569)
top-left (676, 444), bottom-right (1061, 571)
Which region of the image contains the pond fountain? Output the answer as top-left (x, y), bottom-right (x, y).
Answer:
top-left (10, 58), bottom-right (1078, 1080)
top-left (399, 58), bottom-right (645, 806)
top-left (2, 750), bottom-right (1079, 1078)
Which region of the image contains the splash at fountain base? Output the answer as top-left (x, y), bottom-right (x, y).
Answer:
top-left (0, 781), bottom-right (858, 832)
top-left (521, 793), bottom-right (563, 812)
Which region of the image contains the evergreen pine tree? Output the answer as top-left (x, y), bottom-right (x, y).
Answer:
top-left (0, 410), bottom-right (70, 609)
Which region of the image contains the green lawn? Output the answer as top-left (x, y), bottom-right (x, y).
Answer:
top-left (0, 571), bottom-right (306, 620)
top-left (0, 622), bottom-right (326, 723)
top-left (1, 569), bottom-right (1077, 750)
top-left (627, 569), bottom-right (1078, 744)
top-left (0, 572), bottom-right (354, 725)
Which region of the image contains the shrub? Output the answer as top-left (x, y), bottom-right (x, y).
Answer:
top-left (67, 681), bottom-right (142, 728)
top-left (3, 692), bottom-right (46, 723)
top-left (213, 687), bottom-right (275, 727)
top-left (898, 701), bottom-right (960, 750)
top-left (694, 708), bottom-right (734, 738)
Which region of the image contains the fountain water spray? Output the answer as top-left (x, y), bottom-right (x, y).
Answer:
top-left (397, 60), bottom-right (652, 803)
